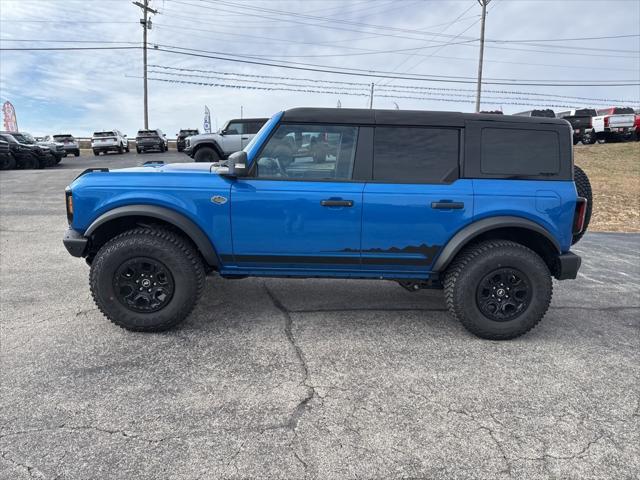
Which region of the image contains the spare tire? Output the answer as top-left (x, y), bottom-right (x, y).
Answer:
top-left (572, 165), bottom-right (592, 245)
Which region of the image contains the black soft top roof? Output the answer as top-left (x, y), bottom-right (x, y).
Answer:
top-left (281, 107), bottom-right (568, 127)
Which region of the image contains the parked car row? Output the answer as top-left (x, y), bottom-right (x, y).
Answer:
top-left (514, 107), bottom-right (639, 145)
top-left (0, 131), bottom-right (65, 170)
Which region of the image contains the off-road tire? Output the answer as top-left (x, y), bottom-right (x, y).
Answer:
top-left (572, 165), bottom-right (592, 245)
top-left (444, 240), bottom-right (552, 340)
top-left (90, 227), bottom-right (205, 332)
top-left (18, 154), bottom-right (37, 169)
top-left (0, 155), bottom-right (16, 170)
top-left (194, 146), bottom-right (220, 163)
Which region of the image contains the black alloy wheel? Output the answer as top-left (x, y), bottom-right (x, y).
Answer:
top-left (476, 268), bottom-right (531, 322)
top-left (113, 257), bottom-right (175, 313)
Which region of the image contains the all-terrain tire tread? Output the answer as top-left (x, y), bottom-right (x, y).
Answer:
top-left (444, 240), bottom-right (552, 340)
top-left (572, 165), bottom-right (592, 244)
top-left (89, 227), bottom-right (205, 332)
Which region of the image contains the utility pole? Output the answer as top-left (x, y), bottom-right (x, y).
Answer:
top-left (240, 106), bottom-right (243, 119)
top-left (369, 83), bottom-right (374, 109)
top-left (475, 0), bottom-right (490, 113)
top-left (133, 1), bottom-right (157, 128)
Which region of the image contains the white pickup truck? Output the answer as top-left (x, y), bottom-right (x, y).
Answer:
top-left (592, 107), bottom-right (635, 143)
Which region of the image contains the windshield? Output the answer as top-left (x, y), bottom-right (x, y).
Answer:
top-left (12, 133), bottom-right (35, 144)
top-left (243, 112), bottom-right (283, 163)
top-left (0, 134), bottom-right (18, 144)
top-left (137, 130), bottom-right (159, 137)
top-left (94, 131), bottom-right (115, 137)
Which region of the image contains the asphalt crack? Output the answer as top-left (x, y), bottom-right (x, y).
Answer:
top-left (263, 283), bottom-right (317, 476)
top-left (1, 450), bottom-right (46, 479)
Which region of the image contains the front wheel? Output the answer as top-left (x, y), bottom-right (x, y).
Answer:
top-left (74, 150), bottom-right (80, 157)
top-left (90, 228), bottom-right (205, 332)
top-left (193, 146), bottom-right (220, 162)
top-left (444, 240), bottom-right (552, 340)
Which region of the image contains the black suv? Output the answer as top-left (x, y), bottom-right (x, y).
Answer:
top-left (136, 129), bottom-right (168, 153)
top-left (176, 129), bottom-right (199, 152)
top-left (0, 138), bottom-right (15, 170)
top-left (0, 132), bottom-right (50, 169)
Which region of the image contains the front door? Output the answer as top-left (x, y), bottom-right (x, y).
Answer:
top-left (229, 123), bottom-right (363, 272)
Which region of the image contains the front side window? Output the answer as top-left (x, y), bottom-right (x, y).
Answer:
top-left (225, 122), bottom-right (244, 135)
top-left (481, 128), bottom-right (560, 176)
top-left (254, 124), bottom-right (358, 180)
top-left (373, 127), bottom-right (459, 183)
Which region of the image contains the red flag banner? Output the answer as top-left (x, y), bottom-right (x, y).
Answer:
top-left (2, 101), bottom-right (18, 132)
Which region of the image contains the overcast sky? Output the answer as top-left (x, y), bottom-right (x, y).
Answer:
top-left (1, 0), bottom-right (639, 136)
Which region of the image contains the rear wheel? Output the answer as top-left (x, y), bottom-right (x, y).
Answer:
top-left (74, 150), bottom-right (80, 157)
top-left (136, 147), bottom-right (142, 154)
top-left (572, 165), bottom-right (593, 244)
top-left (444, 240), bottom-right (552, 340)
top-left (93, 150), bottom-right (99, 156)
top-left (118, 145), bottom-right (123, 154)
top-left (194, 146), bottom-right (220, 162)
top-left (90, 228), bottom-right (205, 332)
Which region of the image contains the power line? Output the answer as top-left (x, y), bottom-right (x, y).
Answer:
top-left (147, 64), bottom-right (640, 103)
top-left (151, 45), bottom-right (640, 86)
top-left (141, 75), bottom-right (587, 108)
top-left (163, 0), bottom-right (640, 58)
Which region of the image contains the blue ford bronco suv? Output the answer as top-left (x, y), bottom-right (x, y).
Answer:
top-left (63, 108), bottom-right (592, 340)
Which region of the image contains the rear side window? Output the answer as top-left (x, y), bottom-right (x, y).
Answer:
top-left (481, 128), bottom-right (560, 176)
top-left (373, 127), bottom-right (459, 183)
top-left (244, 121), bottom-right (265, 134)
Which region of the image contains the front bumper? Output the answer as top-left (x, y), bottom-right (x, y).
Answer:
top-left (63, 228), bottom-right (88, 257)
top-left (554, 252), bottom-right (581, 280)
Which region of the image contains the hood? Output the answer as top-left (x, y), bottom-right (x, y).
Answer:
top-left (189, 132), bottom-right (221, 142)
top-left (108, 162), bottom-right (221, 174)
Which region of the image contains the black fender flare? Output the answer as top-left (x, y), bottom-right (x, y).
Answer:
top-left (192, 141), bottom-right (224, 159)
top-left (85, 205), bottom-right (219, 267)
top-left (432, 216), bottom-right (561, 273)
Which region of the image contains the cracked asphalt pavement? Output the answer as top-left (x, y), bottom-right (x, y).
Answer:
top-left (1, 152), bottom-right (639, 479)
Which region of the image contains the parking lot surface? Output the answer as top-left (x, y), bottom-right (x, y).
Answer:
top-left (1, 151), bottom-right (638, 479)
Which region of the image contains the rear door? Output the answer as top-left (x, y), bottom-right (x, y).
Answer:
top-left (229, 123), bottom-right (364, 271)
top-left (361, 126), bottom-right (473, 273)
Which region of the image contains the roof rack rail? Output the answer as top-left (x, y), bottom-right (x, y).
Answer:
top-left (75, 167), bottom-right (109, 180)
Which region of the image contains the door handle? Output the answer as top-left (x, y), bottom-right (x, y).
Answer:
top-left (321, 199), bottom-right (354, 207)
top-left (241, 136), bottom-right (249, 140)
top-left (431, 201), bottom-right (464, 210)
